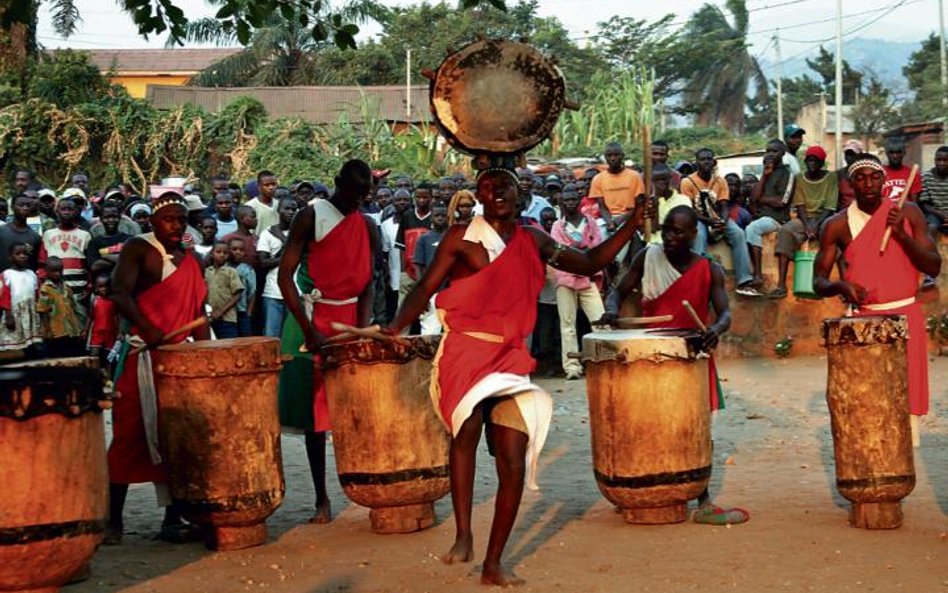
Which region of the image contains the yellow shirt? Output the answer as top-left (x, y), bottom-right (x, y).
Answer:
top-left (589, 168), bottom-right (644, 215)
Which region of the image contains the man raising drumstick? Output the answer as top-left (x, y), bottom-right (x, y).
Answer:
top-left (386, 160), bottom-right (646, 587)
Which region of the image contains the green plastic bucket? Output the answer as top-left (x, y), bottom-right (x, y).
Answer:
top-left (792, 250), bottom-right (819, 299)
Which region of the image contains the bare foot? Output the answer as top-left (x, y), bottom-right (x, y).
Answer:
top-left (441, 534), bottom-right (474, 564)
top-left (308, 500), bottom-right (332, 524)
top-left (480, 562), bottom-right (525, 587)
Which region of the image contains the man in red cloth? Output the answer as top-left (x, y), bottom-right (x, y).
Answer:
top-left (386, 163), bottom-right (645, 587)
top-left (278, 159), bottom-right (379, 523)
top-left (814, 153), bottom-right (941, 442)
top-left (107, 191), bottom-right (210, 543)
top-left (600, 205), bottom-right (749, 525)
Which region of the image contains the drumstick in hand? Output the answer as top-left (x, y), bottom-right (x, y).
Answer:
top-left (682, 300), bottom-right (708, 332)
top-left (880, 164), bottom-right (919, 253)
top-left (130, 316), bottom-right (209, 355)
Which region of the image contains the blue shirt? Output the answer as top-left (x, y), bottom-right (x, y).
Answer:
top-left (232, 262), bottom-right (256, 312)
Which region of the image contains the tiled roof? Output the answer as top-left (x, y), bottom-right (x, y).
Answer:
top-left (56, 48), bottom-right (241, 74)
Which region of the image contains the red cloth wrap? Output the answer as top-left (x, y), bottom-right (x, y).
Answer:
top-left (433, 226), bottom-right (544, 430)
top-left (307, 211), bottom-right (371, 432)
top-left (641, 257), bottom-right (723, 411)
top-left (108, 254), bottom-right (207, 484)
top-left (844, 199), bottom-right (929, 415)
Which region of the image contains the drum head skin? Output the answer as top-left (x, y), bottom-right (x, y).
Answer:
top-left (430, 38), bottom-right (566, 155)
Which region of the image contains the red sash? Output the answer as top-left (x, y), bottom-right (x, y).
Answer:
top-left (641, 258), bottom-right (723, 411)
top-left (433, 226), bottom-right (544, 429)
top-left (844, 200), bottom-right (928, 415)
top-left (108, 254), bottom-right (208, 484)
top-left (307, 211), bottom-right (371, 431)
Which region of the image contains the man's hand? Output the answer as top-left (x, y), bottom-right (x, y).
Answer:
top-left (595, 311), bottom-right (619, 326)
top-left (303, 325), bottom-right (326, 353)
top-left (701, 325), bottom-right (721, 351)
top-left (605, 217), bottom-right (617, 232)
top-left (887, 206), bottom-right (908, 242)
top-left (762, 156), bottom-right (775, 176)
top-left (837, 281), bottom-right (869, 306)
top-left (140, 324), bottom-right (164, 348)
top-left (805, 223), bottom-right (818, 242)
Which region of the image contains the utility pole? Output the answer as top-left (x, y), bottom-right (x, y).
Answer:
top-left (406, 48), bottom-right (412, 119)
top-left (940, 0), bottom-right (947, 106)
top-left (775, 30), bottom-right (784, 141)
top-left (834, 0), bottom-right (843, 169)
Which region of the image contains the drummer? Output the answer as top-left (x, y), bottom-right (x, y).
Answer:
top-left (813, 153), bottom-right (941, 439)
top-left (108, 191), bottom-right (211, 543)
top-left (600, 205), bottom-right (749, 525)
top-left (386, 160), bottom-right (646, 587)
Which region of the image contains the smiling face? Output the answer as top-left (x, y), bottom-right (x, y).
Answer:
top-left (477, 171), bottom-right (519, 222)
top-left (100, 205), bottom-right (121, 235)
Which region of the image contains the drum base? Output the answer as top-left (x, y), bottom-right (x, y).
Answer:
top-left (849, 502), bottom-right (903, 530)
top-left (621, 504), bottom-right (688, 525)
top-left (207, 523), bottom-right (268, 550)
top-left (369, 503), bottom-right (436, 534)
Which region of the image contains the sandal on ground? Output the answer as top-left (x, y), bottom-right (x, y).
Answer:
top-left (156, 522), bottom-right (203, 543)
top-left (767, 287), bottom-right (788, 300)
top-left (692, 504), bottom-right (750, 525)
top-left (735, 284), bottom-right (763, 297)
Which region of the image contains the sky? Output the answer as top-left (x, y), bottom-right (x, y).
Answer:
top-left (35, 0), bottom-right (943, 71)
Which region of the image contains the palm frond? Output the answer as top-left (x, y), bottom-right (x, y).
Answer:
top-left (188, 50), bottom-right (260, 87)
top-left (51, 0), bottom-right (82, 37)
top-left (174, 17), bottom-right (238, 47)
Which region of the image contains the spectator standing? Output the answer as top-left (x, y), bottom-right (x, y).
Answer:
top-left (836, 139), bottom-right (864, 211)
top-left (381, 189), bottom-right (410, 321)
top-left (221, 205), bottom-right (258, 265)
top-left (883, 137), bottom-right (922, 202)
top-left (246, 170), bottom-right (280, 235)
top-left (86, 274), bottom-right (119, 370)
top-left (227, 237), bottom-right (257, 337)
top-left (205, 242), bottom-right (244, 339)
top-left (213, 191), bottom-right (239, 238)
top-left (412, 203), bottom-right (449, 335)
top-left (39, 197), bottom-right (91, 311)
top-left (517, 169), bottom-right (553, 222)
top-left (0, 194), bottom-right (40, 270)
top-left (195, 217), bottom-right (217, 260)
top-left (85, 203), bottom-right (131, 277)
top-left (36, 256), bottom-right (84, 357)
top-left (0, 243), bottom-right (42, 354)
top-left (394, 183), bottom-right (432, 309)
top-left (920, 145), bottom-right (948, 235)
top-left (258, 196), bottom-right (298, 337)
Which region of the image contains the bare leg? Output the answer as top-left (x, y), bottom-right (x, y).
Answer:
top-left (776, 254), bottom-right (790, 289)
top-left (443, 407), bottom-right (482, 564)
top-left (481, 424), bottom-right (528, 587)
top-left (106, 483), bottom-right (128, 544)
top-left (305, 430), bottom-right (332, 523)
top-left (750, 245), bottom-right (763, 283)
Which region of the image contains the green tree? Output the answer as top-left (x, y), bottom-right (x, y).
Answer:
top-left (680, 0), bottom-right (768, 134)
top-left (902, 33), bottom-right (944, 122)
top-left (592, 14), bottom-right (682, 99)
top-left (804, 45), bottom-right (863, 104)
top-left (852, 75), bottom-right (897, 148)
top-left (746, 75), bottom-right (823, 135)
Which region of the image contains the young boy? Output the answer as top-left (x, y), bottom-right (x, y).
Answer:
top-left (205, 241), bottom-right (244, 339)
top-left (228, 237), bottom-right (257, 337)
top-left (39, 197), bottom-right (92, 304)
top-left (411, 203), bottom-right (448, 335)
top-left (36, 256), bottom-right (83, 357)
top-left (85, 203), bottom-right (132, 277)
top-left (221, 205), bottom-right (258, 265)
top-left (195, 216), bottom-right (218, 260)
top-left (257, 196), bottom-right (298, 337)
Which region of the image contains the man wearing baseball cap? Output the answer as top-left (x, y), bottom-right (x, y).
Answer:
top-left (770, 145), bottom-right (838, 299)
top-left (783, 124), bottom-right (805, 175)
top-left (836, 139), bottom-right (865, 210)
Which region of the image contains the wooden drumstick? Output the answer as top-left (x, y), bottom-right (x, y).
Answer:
top-left (681, 300), bottom-right (708, 332)
top-left (130, 316), bottom-right (209, 355)
top-left (879, 164), bottom-right (919, 253)
top-left (329, 322), bottom-right (400, 343)
top-left (612, 314), bottom-right (674, 328)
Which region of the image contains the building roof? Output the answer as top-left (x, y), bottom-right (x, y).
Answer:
top-left (147, 85), bottom-right (432, 124)
top-left (61, 48), bottom-right (241, 75)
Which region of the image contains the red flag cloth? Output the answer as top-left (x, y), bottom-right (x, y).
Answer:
top-left (108, 254), bottom-right (207, 484)
top-left (641, 257), bottom-right (723, 411)
top-left (844, 199), bottom-right (929, 415)
top-left (307, 210), bottom-right (371, 432)
top-left (432, 226), bottom-right (544, 430)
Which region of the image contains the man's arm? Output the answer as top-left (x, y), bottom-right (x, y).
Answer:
top-left (111, 238), bottom-right (164, 346)
top-left (387, 225), bottom-right (463, 334)
top-left (813, 214), bottom-right (867, 304)
top-left (600, 247), bottom-right (647, 324)
top-left (887, 202), bottom-right (941, 277)
top-left (277, 205), bottom-right (320, 350)
top-left (244, 268), bottom-right (257, 317)
top-left (257, 231), bottom-right (283, 271)
top-left (356, 215), bottom-right (379, 327)
top-left (704, 262), bottom-right (731, 350)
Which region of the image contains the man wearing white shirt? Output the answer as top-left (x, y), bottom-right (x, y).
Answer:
top-left (783, 124), bottom-right (805, 176)
top-left (245, 170), bottom-right (281, 235)
top-left (380, 189), bottom-right (410, 321)
top-left (517, 169), bottom-right (552, 222)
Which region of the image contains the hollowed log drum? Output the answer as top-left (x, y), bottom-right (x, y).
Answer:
top-left (582, 329), bottom-right (711, 524)
top-left (153, 337), bottom-right (285, 550)
top-left (822, 316), bottom-right (915, 529)
top-left (0, 358), bottom-right (107, 593)
top-left (321, 336), bottom-right (450, 534)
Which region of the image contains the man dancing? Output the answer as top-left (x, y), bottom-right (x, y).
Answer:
top-left (386, 161), bottom-right (645, 586)
top-left (108, 191), bottom-right (210, 543)
top-left (600, 205), bottom-right (749, 525)
top-left (814, 154), bottom-right (941, 442)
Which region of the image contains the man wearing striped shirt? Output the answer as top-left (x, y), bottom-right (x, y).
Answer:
top-left (38, 197), bottom-right (91, 317)
top-left (920, 145), bottom-right (948, 236)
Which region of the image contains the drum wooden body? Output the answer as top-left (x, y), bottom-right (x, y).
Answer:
top-left (582, 330), bottom-right (711, 524)
top-left (321, 336), bottom-right (449, 534)
top-left (0, 358), bottom-right (107, 593)
top-left (822, 316), bottom-right (915, 529)
top-left (153, 337), bottom-right (285, 550)
top-left (429, 39), bottom-right (567, 155)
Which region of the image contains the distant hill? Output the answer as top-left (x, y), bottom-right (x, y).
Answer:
top-left (758, 37), bottom-right (921, 91)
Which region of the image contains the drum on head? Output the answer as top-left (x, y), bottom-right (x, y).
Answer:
top-left (582, 329), bottom-right (711, 524)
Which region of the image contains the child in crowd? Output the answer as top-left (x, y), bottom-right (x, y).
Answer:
top-left (228, 237), bottom-right (256, 336)
top-left (195, 216), bottom-right (218, 260)
top-left (257, 196), bottom-right (298, 337)
top-left (412, 203), bottom-right (449, 334)
top-left (36, 256), bottom-right (83, 357)
top-left (85, 203), bottom-right (131, 277)
top-left (0, 243), bottom-right (42, 355)
top-left (221, 205), bottom-right (258, 265)
top-left (86, 274), bottom-right (119, 371)
top-left (205, 241), bottom-right (244, 339)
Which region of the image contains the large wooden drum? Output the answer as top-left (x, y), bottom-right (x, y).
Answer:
top-left (0, 358), bottom-right (107, 593)
top-left (321, 336), bottom-right (450, 534)
top-left (582, 329), bottom-right (711, 524)
top-left (822, 316), bottom-right (915, 529)
top-left (153, 337), bottom-right (285, 550)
